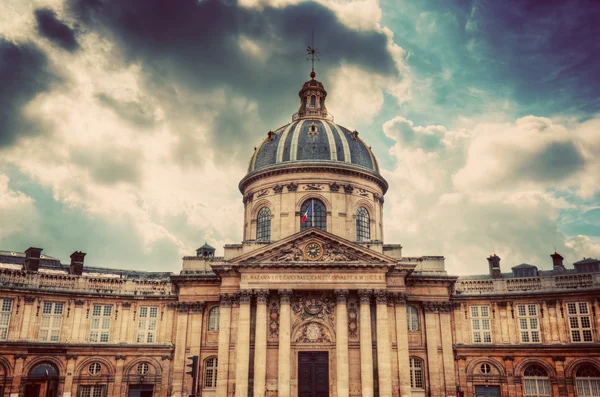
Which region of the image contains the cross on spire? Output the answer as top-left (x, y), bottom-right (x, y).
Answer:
top-left (306, 30), bottom-right (319, 79)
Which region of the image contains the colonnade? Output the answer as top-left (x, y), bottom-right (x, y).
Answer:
top-left (217, 289), bottom-right (413, 397)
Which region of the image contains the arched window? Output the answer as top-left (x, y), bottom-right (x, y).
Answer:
top-left (204, 357), bottom-right (218, 389)
top-left (407, 305), bottom-right (419, 331)
top-left (409, 357), bottom-right (424, 389)
top-left (356, 207), bottom-right (370, 241)
top-left (256, 207), bottom-right (271, 241)
top-left (576, 364), bottom-right (600, 397)
top-left (28, 362), bottom-right (60, 378)
top-left (208, 307), bottom-right (220, 331)
top-left (300, 199), bottom-right (327, 232)
top-left (524, 364), bottom-right (551, 397)
top-left (311, 95), bottom-right (316, 108)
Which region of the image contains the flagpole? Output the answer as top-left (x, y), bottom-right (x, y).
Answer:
top-left (311, 199), bottom-right (314, 227)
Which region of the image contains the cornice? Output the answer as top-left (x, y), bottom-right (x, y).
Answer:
top-left (239, 162), bottom-right (389, 194)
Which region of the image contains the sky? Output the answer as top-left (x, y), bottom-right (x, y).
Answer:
top-left (0, 0), bottom-right (599, 275)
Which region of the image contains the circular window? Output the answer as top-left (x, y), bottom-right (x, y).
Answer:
top-left (480, 363), bottom-right (492, 374)
top-left (137, 363), bottom-right (149, 375)
top-left (89, 362), bottom-right (101, 375)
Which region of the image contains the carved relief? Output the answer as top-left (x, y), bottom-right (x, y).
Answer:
top-left (243, 193), bottom-right (253, 205)
top-left (256, 289), bottom-right (269, 304)
top-left (273, 184), bottom-right (284, 194)
top-left (239, 290), bottom-right (252, 304)
top-left (358, 290), bottom-right (372, 304)
top-left (295, 322), bottom-right (331, 343)
top-left (358, 188), bottom-right (369, 197)
top-left (347, 300), bottom-right (359, 339)
top-left (279, 290), bottom-right (293, 305)
top-left (343, 184), bottom-right (354, 194)
top-left (268, 300), bottom-right (280, 340)
top-left (219, 294), bottom-right (234, 308)
top-left (271, 243), bottom-right (303, 262)
top-left (304, 183), bottom-right (323, 191)
top-left (292, 293), bottom-right (336, 327)
top-left (374, 290), bottom-right (387, 304)
top-left (335, 290), bottom-right (348, 304)
top-left (422, 301), bottom-right (452, 313)
top-left (256, 189), bottom-right (269, 198)
top-left (329, 182), bottom-right (340, 192)
top-left (286, 182), bottom-right (298, 192)
top-left (321, 244), bottom-right (350, 261)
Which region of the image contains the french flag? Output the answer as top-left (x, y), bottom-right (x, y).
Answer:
top-left (301, 204), bottom-right (312, 223)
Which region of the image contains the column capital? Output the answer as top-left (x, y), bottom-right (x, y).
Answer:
top-left (374, 290), bottom-right (387, 305)
top-left (390, 292), bottom-right (407, 305)
top-left (278, 289), bottom-right (293, 304)
top-left (358, 289), bottom-right (372, 304)
top-left (335, 289), bottom-right (349, 304)
top-left (191, 302), bottom-right (205, 313)
top-left (219, 293), bottom-right (235, 307)
top-left (255, 289), bottom-right (269, 304)
top-left (423, 301), bottom-right (452, 313)
top-left (239, 290), bottom-right (252, 305)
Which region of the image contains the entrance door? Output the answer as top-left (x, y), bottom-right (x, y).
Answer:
top-left (475, 386), bottom-right (501, 397)
top-left (298, 352), bottom-right (329, 397)
top-left (127, 384), bottom-right (154, 397)
top-left (24, 381), bottom-right (58, 397)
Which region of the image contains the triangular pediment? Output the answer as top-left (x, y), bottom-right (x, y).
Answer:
top-left (229, 228), bottom-right (397, 266)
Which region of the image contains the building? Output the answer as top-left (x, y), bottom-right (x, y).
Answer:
top-left (1, 71), bottom-right (599, 397)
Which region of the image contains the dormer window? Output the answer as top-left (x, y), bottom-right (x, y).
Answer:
top-left (512, 264), bottom-right (537, 278)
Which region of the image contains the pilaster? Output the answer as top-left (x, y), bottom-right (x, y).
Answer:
top-left (254, 290), bottom-right (269, 397)
top-left (358, 290), bottom-right (374, 397)
top-left (335, 289), bottom-right (350, 397)
top-left (235, 291), bottom-right (252, 397)
top-left (393, 293), bottom-right (411, 397)
top-left (216, 294), bottom-right (234, 397)
top-left (278, 289), bottom-right (293, 397)
top-left (375, 290), bottom-right (393, 397)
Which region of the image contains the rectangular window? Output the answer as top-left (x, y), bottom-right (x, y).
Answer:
top-left (39, 302), bottom-right (64, 342)
top-left (0, 299), bottom-right (13, 341)
top-left (89, 305), bottom-right (112, 343)
top-left (517, 304), bottom-right (541, 343)
top-left (137, 306), bottom-right (158, 343)
top-left (470, 305), bottom-right (492, 344)
top-left (567, 302), bottom-right (593, 342)
top-left (79, 385), bottom-right (106, 397)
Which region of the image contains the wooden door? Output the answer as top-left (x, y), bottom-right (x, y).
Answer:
top-left (475, 385), bottom-right (501, 397)
top-left (298, 352), bottom-right (329, 397)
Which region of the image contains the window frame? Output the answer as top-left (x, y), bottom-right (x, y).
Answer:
top-left (0, 298), bottom-right (13, 341)
top-left (470, 305), bottom-right (492, 344)
top-left (256, 207), bottom-right (272, 242)
top-left (137, 306), bottom-right (159, 343)
top-left (78, 384), bottom-right (107, 397)
top-left (39, 301), bottom-right (64, 342)
top-left (575, 364), bottom-right (600, 397)
top-left (406, 305), bottom-right (419, 332)
top-left (355, 206), bottom-right (371, 241)
top-left (567, 302), bottom-right (593, 343)
top-left (523, 364), bottom-right (551, 397)
top-left (409, 357), bottom-right (424, 389)
top-left (300, 199), bottom-right (327, 232)
top-left (89, 304), bottom-right (113, 343)
top-left (203, 357), bottom-right (218, 389)
top-left (208, 306), bottom-right (220, 331)
top-left (517, 304), bottom-right (541, 344)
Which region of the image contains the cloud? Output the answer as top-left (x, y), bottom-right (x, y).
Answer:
top-left (95, 93), bottom-right (156, 128)
top-left (0, 39), bottom-right (58, 148)
top-left (0, 174), bottom-right (38, 240)
top-left (34, 8), bottom-right (79, 52)
top-left (383, 116), bottom-right (447, 152)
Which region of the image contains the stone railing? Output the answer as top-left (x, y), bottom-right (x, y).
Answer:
top-left (0, 268), bottom-right (174, 296)
top-left (455, 272), bottom-right (600, 295)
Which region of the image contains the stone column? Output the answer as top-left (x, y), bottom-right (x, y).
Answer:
top-left (235, 291), bottom-right (252, 397)
top-left (278, 290), bottom-right (293, 397)
top-left (254, 290), bottom-right (269, 397)
top-left (187, 302), bottom-right (205, 396)
top-left (424, 304), bottom-right (441, 397)
top-left (439, 304), bottom-right (456, 396)
top-left (216, 294), bottom-right (234, 397)
top-left (393, 294), bottom-right (411, 397)
top-left (172, 303), bottom-right (190, 397)
top-left (375, 291), bottom-right (393, 397)
top-left (335, 290), bottom-right (350, 397)
top-left (358, 290), bottom-right (374, 397)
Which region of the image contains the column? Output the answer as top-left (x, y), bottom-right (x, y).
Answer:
top-left (424, 304), bottom-right (441, 397)
top-left (439, 304), bottom-right (456, 396)
top-left (172, 303), bottom-right (190, 397)
top-left (335, 290), bottom-right (350, 397)
top-left (216, 294), bottom-right (234, 397)
top-left (63, 356), bottom-right (77, 394)
top-left (71, 300), bottom-right (85, 342)
top-left (235, 291), bottom-right (252, 397)
top-left (19, 297), bottom-right (35, 340)
top-left (254, 290), bottom-right (269, 397)
top-left (375, 291), bottom-right (393, 397)
top-left (278, 290), bottom-right (292, 397)
top-left (393, 294), bottom-right (411, 397)
top-left (358, 290), bottom-right (374, 397)
top-left (187, 302), bottom-right (205, 395)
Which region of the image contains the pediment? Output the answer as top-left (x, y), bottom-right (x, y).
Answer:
top-left (229, 228), bottom-right (397, 266)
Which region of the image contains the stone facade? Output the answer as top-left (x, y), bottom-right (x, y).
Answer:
top-left (1, 73), bottom-right (599, 397)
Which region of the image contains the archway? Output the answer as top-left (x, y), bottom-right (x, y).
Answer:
top-left (25, 362), bottom-right (60, 397)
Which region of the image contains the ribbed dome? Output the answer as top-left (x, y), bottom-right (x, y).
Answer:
top-left (247, 119), bottom-right (380, 174)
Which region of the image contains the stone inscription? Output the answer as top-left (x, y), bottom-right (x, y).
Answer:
top-left (242, 273), bottom-right (385, 283)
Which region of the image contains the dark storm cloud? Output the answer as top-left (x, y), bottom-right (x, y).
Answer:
top-left (70, 146), bottom-right (143, 186)
top-left (96, 93), bottom-right (155, 128)
top-left (0, 39), bottom-right (57, 148)
top-left (68, 0), bottom-right (401, 161)
top-left (34, 8), bottom-right (79, 52)
top-left (518, 141), bottom-right (586, 183)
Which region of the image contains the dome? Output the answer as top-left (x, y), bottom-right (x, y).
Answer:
top-left (246, 72), bottom-right (381, 175)
top-left (247, 119), bottom-right (380, 173)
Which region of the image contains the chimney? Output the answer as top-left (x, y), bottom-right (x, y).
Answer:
top-left (23, 247), bottom-right (43, 272)
top-left (69, 251), bottom-right (86, 276)
top-left (551, 251), bottom-right (565, 271)
top-left (487, 254), bottom-right (502, 278)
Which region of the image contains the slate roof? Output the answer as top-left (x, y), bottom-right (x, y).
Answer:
top-left (247, 119), bottom-right (380, 174)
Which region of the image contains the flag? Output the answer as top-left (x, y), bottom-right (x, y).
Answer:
top-left (301, 204), bottom-right (312, 223)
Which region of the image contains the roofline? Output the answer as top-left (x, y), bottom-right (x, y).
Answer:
top-left (239, 161), bottom-right (389, 194)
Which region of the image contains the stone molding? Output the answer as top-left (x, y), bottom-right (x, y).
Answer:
top-left (278, 289), bottom-right (293, 304)
top-left (358, 289), bottom-right (372, 304)
top-left (374, 290), bottom-right (387, 304)
top-left (255, 289), bottom-right (269, 304)
top-left (115, 355), bottom-right (127, 361)
top-left (343, 184), bottom-right (354, 194)
top-left (24, 297), bottom-right (36, 304)
top-left (334, 289), bottom-right (349, 304)
top-left (286, 182), bottom-right (298, 192)
top-left (423, 301), bottom-right (452, 313)
top-left (239, 290), bottom-right (252, 304)
top-left (219, 293), bottom-right (237, 307)
top-left (329, 182), bottom-right (340, 192)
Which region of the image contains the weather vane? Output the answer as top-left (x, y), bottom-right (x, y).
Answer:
top-left (306, 29), bottom-right (319, 79)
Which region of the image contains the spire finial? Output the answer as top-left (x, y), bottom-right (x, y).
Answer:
top-left (306, 29), bottom-right (319, 79)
